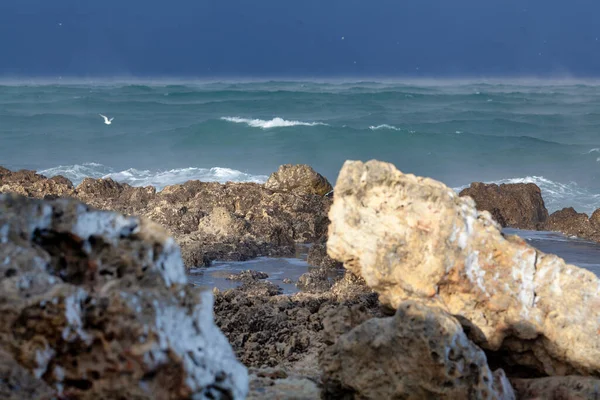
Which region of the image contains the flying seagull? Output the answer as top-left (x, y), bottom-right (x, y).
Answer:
top-left (99, 114), bottom-right (114, 125)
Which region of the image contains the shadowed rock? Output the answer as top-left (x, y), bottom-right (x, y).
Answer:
top-left (510, 376), bottom-right (600, 399)
top-left (544, 207), bottom-right (600, 242)
top-left (320, 301), bottom-right (515, 399)
top-left (327, 160), bottom-right (600, 377)
top-left (459, 182), bottom-right (548, 230)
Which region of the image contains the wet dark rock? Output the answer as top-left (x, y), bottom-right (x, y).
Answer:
top-left (296, 268), bottom-right (338, 294)
top-left (544, 207), bottom-right (600, 241)
top-left (459, 182), bottom-right (548, 230)
top-left (306, 240), bottom-right (343, 269)
top-left (213, 279), bottom-right (380, 371)
top-left (227, 270), bottom-right (269, 282)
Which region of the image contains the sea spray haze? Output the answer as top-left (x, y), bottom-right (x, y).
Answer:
top-left (2, 80), bottom-right (600, 213)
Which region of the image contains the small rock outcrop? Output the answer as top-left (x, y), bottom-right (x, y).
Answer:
top-left (544, 207), bottom-right (600, 242)
top-left (265, 164), bottom-right (333, 196)
top-left (0, 193), bottom-right (247, 399)
top-left (459, 182), bottom-right (548, 230)
top-left (320, 301), bottom-right (515, 399)
top-left (327, 160), bottom-right (600, 377)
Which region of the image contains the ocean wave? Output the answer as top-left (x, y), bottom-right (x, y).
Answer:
top-left (221, 116), bottom-right (327, 129)
top-left (369, 124), bottom-right (402, 131)
top-left (39, 163), bottom-right (268, 190)
top-left (454, 176), bottom-right (600, 215)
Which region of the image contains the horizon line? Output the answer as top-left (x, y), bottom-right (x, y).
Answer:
top-left (4, 74), bottom-right (600, 86)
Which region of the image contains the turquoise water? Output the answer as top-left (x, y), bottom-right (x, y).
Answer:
top-left (2, 80), bottom-right (600, 213)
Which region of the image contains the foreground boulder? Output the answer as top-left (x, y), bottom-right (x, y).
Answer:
top-left (328, 160), bottom-right (600, 377)
top-left (320, 301), bottom-right (515, 399)
top-left (0, 166), bottom-right (332, 268)
top-left (459, 182), bottom-right (548, 230)
top-left (0, 193), bottom-right (247, 398)
top-left (265, 164), bottom-right (333, 196)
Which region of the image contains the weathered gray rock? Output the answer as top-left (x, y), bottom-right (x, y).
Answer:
top-left (0, 193), bottom-right (248, 399)
top-left (0, 348), bottom-right (55, 400)
top-left (320, 301), bottom-right (515, 399)
top-left (265, 164), bottom-right (333, 196)
top-left (327, 160), bottom-right (600, 377)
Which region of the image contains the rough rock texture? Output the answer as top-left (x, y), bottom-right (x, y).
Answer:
top-left (296, 268), bottom-right (346, 294)
top-left (247, 368), bottom-right (320, 400)
top-left (544, 207), bottom-right (600, 242)
top-left (213, 279), bottom-right (380, 372)
top-left (0, 168), bottom-right (75, 200)
top-left (306, 239), bottom-right (343, 269)
top-left (0, 193), bottom-right (247, 399)
top-left (265, 164), bottom-right (333, 196)
top-left (226, 270), bottom-right (269, 282)
top-left (327, 160), bottom-right (600, 377)
top-left (459, 182), bottom-right (548, 230)
top-left (0, 348), bottom-right (55, 400)
top-left (0, 167), bottom-right (332, 268)
top-left (320, 301), bottom-right (515, 399)
top-left (510, 376), bottom-right (600, 399)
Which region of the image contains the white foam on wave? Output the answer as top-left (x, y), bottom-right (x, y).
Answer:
top-left (39, 163), bottom-right (268, 191)
top-left (369, 124), bottom-right (402, 131)
top-left (454, 176), bottom-right (600, 215)
top-left (221, 116), bottom-right (327, 129)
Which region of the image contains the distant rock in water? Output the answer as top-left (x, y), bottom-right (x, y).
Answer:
top-left (328, 160), bottom-right (600, 379)
top-left (265, 164), bottom-right (333, 196)
top-left (459, 181), bottom-right (548, 230)
top-left (0, 165), bottom-right (332, 268)
top-left (544, 207), bottom-right (600, 242)
top-left (0, 193), bottom-right (248, 399)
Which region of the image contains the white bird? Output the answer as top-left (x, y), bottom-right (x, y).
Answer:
top-left (99, 114), bottom-right (114, 125)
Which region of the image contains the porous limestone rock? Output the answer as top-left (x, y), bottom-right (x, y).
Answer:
top-left (265, 164), bottom-right (333, 196)
top-left (327, 160), bottom-right (600, 376)
top-left (320, 301), bottom-right (515, 399)
top-left (0, 193), bottom-right (248, 399)
top-left (459, 182), bottom-right (548, 230)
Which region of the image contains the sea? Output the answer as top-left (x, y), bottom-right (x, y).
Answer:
top-left (2, 79), bottom-right (600, 285)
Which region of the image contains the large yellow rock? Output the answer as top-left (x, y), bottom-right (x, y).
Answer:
top-left (327, 160), bottom-right (600, 376)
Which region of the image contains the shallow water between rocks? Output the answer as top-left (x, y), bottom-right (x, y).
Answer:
top-left (187, 230), bottom-right (600, 293)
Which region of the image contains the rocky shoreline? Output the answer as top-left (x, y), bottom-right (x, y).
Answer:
top-left (2, 162), bottom-right (600, 398)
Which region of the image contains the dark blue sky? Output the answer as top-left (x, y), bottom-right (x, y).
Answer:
top-left (1, 0), bottom-right (600, 77)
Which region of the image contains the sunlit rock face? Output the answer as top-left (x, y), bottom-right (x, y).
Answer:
top-left (327, 160), bottom-right (600, 377)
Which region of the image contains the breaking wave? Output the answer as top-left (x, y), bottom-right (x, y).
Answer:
top-left (220, 116), bottom-right (328, 129)
top-left (369, 124), bottom-right (402, 131)
top-left (38, 163), bottom-right (268, 191)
